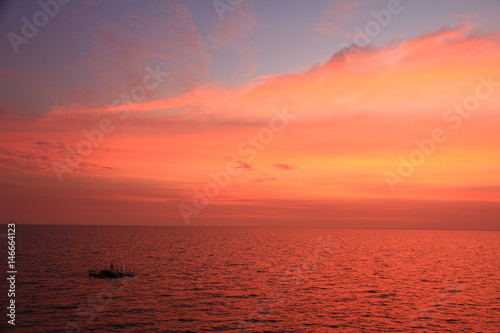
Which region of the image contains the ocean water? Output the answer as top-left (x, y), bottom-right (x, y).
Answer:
top-left (1, 226), bottom-right (499, 332)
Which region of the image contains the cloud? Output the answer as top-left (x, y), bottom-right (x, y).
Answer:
top-left (3, 23), bottom-right (500, 207)
top-left (209, 1), bottom-right (257, 48)
top-left (316, 0), bottom-right (363, 38)
top-left (59, 0), bottom-right (212, 109)
top-left (272, 163), bottom-right (297, 171)
top-left (0, 149), bottom-right (51, 172)
top-left (20, 24), bottom-right (500, 137)
top-left (30, 141), bottom-right (66, 154)
top-left (0, 65), bottom-right (25, 81)
top-left (234, 161), bottom-right (255, 171)
top-left (209, 1), bottom-right (258, 76)
top-left (251, 176), bottom-right (277, 183)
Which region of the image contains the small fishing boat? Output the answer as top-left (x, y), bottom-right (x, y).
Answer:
top-left (88, 263), bottom-right (135, 278)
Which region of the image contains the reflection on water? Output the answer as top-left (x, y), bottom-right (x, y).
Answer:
top-left (2, 226), bottom-right (499, 332)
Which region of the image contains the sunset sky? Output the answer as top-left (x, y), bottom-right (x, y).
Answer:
top-left (1, 0), bottom-right (500, 228)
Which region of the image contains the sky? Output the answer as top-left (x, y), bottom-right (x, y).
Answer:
top-left (1, 0), bottom-right (500, 229)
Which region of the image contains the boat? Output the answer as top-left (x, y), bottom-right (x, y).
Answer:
top-left (88, 263), bottom-right (135, 278)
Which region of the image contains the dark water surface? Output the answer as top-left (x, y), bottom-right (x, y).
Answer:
top-left (1, 226), bottom-right (499, 332)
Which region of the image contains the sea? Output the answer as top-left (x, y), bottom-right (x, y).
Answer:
top-left (0, 225), bottom-right (499, 332)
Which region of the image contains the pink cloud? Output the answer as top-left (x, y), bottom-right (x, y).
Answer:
top-left (234, 161), bottom-right (255, 171)
top-left (3, 24), bottom-right (500, 209)
top-left (316, 0), bottom-right (363, 38)
top-left (209, 1), bottom-right (258, 77)
top-left (272, 163), bottom-right (297, 171)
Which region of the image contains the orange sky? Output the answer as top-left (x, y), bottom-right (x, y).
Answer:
top-left (1, 19), bottom-right (500, 228)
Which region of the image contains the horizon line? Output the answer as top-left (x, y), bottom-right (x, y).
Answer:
top-left (9, 223), bottom-right (500, 232)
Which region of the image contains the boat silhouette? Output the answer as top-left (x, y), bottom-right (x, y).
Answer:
top-left (88, 263), bottom-right (135, 278)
